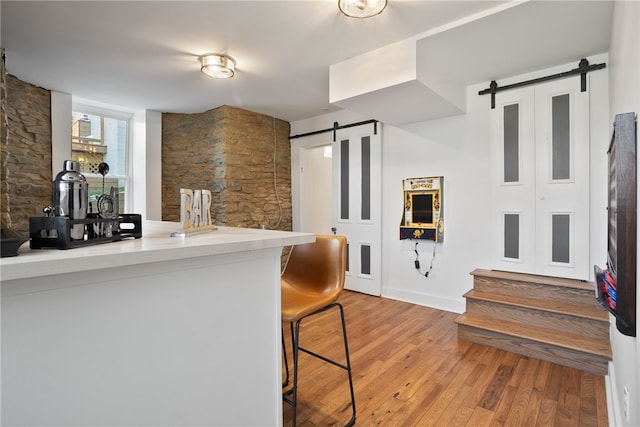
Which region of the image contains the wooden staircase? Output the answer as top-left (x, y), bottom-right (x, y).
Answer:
top-left (455, 269), bottom-right (612, 376)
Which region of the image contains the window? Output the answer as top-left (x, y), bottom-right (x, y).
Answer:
top-left (71, 106), bottom-right (131, 214)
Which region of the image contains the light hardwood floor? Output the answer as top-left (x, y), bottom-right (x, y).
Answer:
top-left (282, 290), bottom-right (608, 426)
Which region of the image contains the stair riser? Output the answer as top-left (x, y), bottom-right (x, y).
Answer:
top-left (473, 276), bottom-right (596, 306)
top-left (465, 299), bottom-right (610, 340)
top-left (457, 324), bottom-right (609, 376)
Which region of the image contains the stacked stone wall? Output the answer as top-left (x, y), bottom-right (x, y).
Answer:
top-left (162, 107), bottom-right (225, 223)
top-left (1, 74), bottom-right (52, 234)
top-left (162, 105), bottom-right (292, 231)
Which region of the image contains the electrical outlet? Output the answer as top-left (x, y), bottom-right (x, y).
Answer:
top-left (623, 386), bottom-right (630, 422)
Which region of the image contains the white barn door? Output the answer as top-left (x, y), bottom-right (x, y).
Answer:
top-left (534, 79), bottom-right (590, 278)
top-left (490, 88), bottom-right (537, 275)
top-left (332, 124), bottom-right (382, 296)
top-left (490, 77), bottom-right (590, 280)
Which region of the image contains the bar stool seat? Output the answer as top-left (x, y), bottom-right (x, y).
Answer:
top-left (281, 282), bottom-right (342, 323)
top-left (281, 235), bottom-right (356, 427)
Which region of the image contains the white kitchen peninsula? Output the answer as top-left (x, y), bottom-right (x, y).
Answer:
top-left (1, 221), bottom-right (314, 426)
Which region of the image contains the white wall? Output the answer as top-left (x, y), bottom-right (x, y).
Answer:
top-left (380, 87), bottom-right (491, 313)
top-left (130, 109), bottom-right (148, 218)
top-left (291, 106), bottom-right (491, 312)
top-left (50, 91), bottom-right (72, 177)
top-left (607, 1), bottom-right (640, 426)
top-left (292, 56), bottom-right (610, 315)
top-left (141, 110), bottom-right (162, 221)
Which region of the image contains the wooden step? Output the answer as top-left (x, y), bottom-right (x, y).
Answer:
top-left (463, 289), bottom-right (610, 340)
top-left (471, 269), bottom-right (597, 306)
top-left (463, 288), bottom-right (608, 321)
top-left (455, 312), bottom-right (611, 376)
top-left (459, 269), bottom-right (612, 375)
top-left (471, 268), bottom-right (597, 290)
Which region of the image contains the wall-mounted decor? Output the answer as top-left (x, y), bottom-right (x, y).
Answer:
top-left (595, 112), bottom-right (636, 337)
top-left (399, 176), bottom-right (444, 241)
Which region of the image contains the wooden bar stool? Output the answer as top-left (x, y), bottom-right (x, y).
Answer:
top-left (281, 235), bottom-right (356, 426)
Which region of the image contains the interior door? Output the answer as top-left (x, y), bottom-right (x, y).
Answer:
top-left (332, 124), bottom-right (382, 296)
top-left (490, 87), bottom-right (537, 275)
top-left (534, 78), bottom-right (590, 279)
top-left (490, 77), bottom-right (590, 280)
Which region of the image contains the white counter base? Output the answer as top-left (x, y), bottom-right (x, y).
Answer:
top-left (1, 222), bottom-right (314, 426)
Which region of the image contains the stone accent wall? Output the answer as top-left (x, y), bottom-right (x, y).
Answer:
top-left (162, 105), bottom-right (292, 231)
top-left (162, 107), bottom-right (224, 222)
top-left (1, 73), bottom-right (52, 234)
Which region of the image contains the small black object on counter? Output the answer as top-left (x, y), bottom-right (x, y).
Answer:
top-left (1, 228), bottom-right (30, 257)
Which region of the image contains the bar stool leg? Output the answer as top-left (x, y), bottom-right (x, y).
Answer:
top-left (282, 322), bottom-right (300, 427)
top-left (292, 320), bottom-right (301, 426)
top-left (282, 322), bottom-right (300, 426)
top-left (283, 304), bottom-right (356, 427)
top-left (282, 328), bottom-right (289, 388)
top-left (337, 303), bottom-right (356, 427)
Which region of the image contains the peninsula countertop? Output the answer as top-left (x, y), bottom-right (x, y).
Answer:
top-left (0, 221), bottom-right (315, 282)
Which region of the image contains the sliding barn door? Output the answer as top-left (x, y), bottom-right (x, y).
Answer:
top-left (490, 77), bottom-right (590, 280)
top-left (332, 124), bottom-right (382, 296)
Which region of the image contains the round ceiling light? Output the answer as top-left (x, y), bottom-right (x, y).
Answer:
top-left (200, 54), bottom-right (236, 79)
top-left (338, 0), bottom-right (387, 18)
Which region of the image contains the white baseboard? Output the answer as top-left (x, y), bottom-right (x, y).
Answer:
top-left (382, 287), bottom-right (465, 314)
top-left (606, 360), bottom-right (622, 427)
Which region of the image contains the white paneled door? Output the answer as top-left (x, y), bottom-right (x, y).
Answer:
top-left (332, 124), bottom-right (382, 296)
top-left (490, 77), bottom-right (590, 280)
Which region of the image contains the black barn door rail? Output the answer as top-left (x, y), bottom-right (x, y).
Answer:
top-left (289, 119), bottom-right (378, 142)
top-left (479, 58), bottom-right (606, 109)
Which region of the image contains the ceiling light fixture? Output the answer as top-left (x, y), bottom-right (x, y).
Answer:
top-left (338, 0), bottom-right (387, 18)
top-left (200, 54), bottom-right (236, 79)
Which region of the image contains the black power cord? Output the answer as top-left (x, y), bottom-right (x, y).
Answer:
top-left (414, 241), bottom-right (436, 278)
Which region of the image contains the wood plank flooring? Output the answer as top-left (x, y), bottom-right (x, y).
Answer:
top-left (282, 290), bottom-right (608, 426)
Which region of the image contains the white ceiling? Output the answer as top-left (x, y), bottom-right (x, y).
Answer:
top-left (1, 1), bottom-right (614, 123)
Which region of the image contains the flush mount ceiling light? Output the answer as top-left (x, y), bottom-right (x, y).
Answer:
top-left (338, 0), bottom-right (387, 18)
top-left (200, 54), bottom-right (236, 79)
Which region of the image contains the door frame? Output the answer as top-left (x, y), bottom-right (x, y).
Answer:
top-left (291, 123), bottom-right (383, 295)
top-left (291, 132), bottom-right (334, 233)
